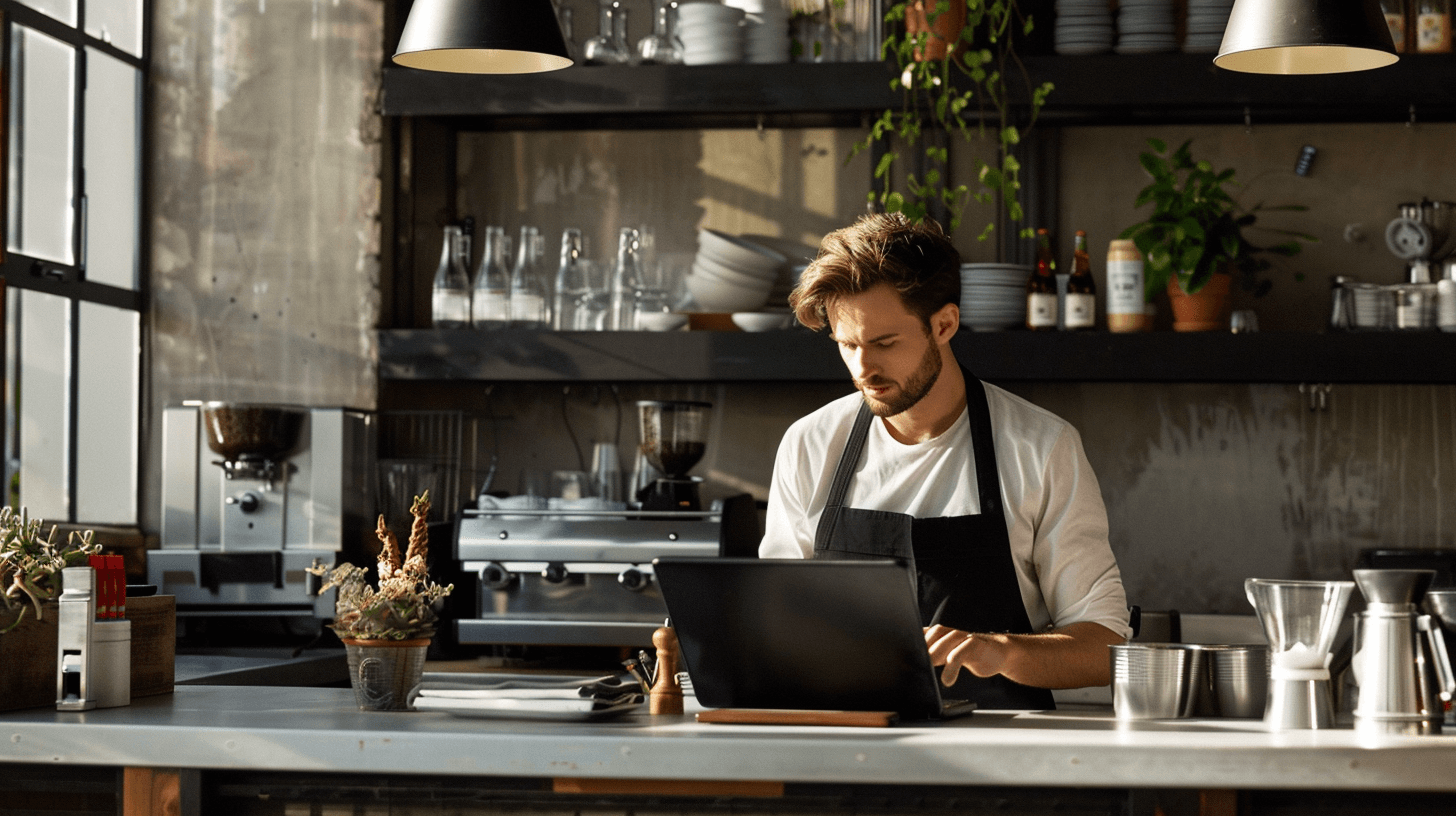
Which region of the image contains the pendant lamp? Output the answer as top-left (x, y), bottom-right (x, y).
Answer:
top-left (393, 0), bottom-right (573, 74)
top-left (1213, 0), bottom-right (1398, 73)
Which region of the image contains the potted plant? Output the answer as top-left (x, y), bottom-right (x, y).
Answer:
top-left (850, 0), bottom-right (1052, 241)
top-left (311, 491), bottom-right (452, 711)
top-left (1119, 138), bottom-right (1313, 331)
top-left (1, 507), bottom-right (100, 711)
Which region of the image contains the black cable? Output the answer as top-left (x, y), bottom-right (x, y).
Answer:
top-left (561, 386), bottom-right (586, 471)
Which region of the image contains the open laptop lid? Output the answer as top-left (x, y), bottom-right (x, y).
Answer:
top-left (652, 557), bottom-right (951, 720)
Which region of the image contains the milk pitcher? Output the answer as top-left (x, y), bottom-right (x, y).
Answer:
top-left (1351, 569), bottom-right (1456, 735)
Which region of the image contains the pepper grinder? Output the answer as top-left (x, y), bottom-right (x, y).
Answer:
top-left (649, 625), bottom-right (684, 715)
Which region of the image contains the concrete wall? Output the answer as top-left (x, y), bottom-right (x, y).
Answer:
top-left (146, 0), bottom-right (384, 529)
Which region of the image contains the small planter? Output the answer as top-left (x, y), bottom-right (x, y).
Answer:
top-left (342, 637), bottom-right (430, 711)
top-left (905, 0), bottom-right (967, 61)
top-left (1168, 272), bottom-right (1232, 332)
top-left (0, 602), bottom-right (60, 712)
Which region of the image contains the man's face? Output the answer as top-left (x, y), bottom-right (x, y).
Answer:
top-left (828, 284), bottom-right (944, 418)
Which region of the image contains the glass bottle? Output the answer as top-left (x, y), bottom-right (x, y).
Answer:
top-left (638, 0), bottom-right (682, 64)
top-left (609, 227), bottom-right (642, 331)
top-left (510, 226), bottom-right (550, 329)
top-left (583, 0), bottom-right (630, 65)
top-left (430, 225), bottom-right (471, 329)
top-left (612, 3), bottom-right (632, 61)
top-left (1025, 228), bottom-right (1058, 331)
top-left (558, 4), bottom-right (578, 61)
top-left (553, 228), bottom-right (589, 331)
top-left (1063, 230), bottom-right (1096, 331)
top-left (1417, 0), bottom-right (1451, 52)
top-left (472, 226), bottom-right (512, 330)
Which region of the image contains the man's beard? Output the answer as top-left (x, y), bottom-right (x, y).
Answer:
top-left (857, 341), bottom-right (943, 418)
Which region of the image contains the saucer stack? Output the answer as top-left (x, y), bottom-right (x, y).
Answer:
top-left (1055, 0), bottom-right (1114, 55)
top-left (959, 264), bottom-right (1031, 332)
top-left (678, 1), bottom-right (747, 65)
top-left (1115, 0), bottom-right (1177, 54)
top-left (1182, 0), bottom-right (1235, 52)
top-left (725, 0), bottom-right (790, 63)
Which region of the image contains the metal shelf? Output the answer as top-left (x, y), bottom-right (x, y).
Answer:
top-left (381, 54), bottom-right (1456, 130)
top-left (378, 328), bottom-right (1456, 384)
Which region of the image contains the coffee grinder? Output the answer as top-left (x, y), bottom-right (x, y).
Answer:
top-left (635, 400), bottom-right (711, 511)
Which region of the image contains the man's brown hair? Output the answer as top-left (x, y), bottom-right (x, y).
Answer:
top-left (790, 213), bottom-right (961, 331)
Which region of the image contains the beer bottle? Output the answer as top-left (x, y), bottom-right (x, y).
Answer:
top-left (1064, 230), bottom-right (1096, 331)
top-left (1026, 228), bottom-right (1058, 331)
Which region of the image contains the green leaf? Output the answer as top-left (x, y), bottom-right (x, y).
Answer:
top-left (885, 191), bottom-right (906, 213)
top-left (1148, 137), bottom-right (1167, 154)
top-left (875, 152), bottom-right (896, 179)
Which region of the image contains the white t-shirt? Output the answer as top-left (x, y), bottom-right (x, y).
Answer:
top-left (759, 381), bottom-right (1132, 639)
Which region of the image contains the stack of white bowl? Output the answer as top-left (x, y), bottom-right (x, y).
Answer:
top-left (1182, 0), bottom-right (1235, 52)
top-left (1054, 0), bottom-right (1114, 55)
top-left (678, 1), bottom-right (747, 65)
top-left (959, 263), bottom-right (1031, 331)
top-left (1115, 0), bottom-right (1177, 54)
top-left (725, 0), bottom-right (790, 63)
top-left (740, 234), bottom-right (817, 309)
top-left (686, 229), bottom-right (785, 312)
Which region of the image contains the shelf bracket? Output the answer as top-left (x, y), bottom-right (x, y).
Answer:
top-left (1409, 104), bottom-right (1418, 128)
top-left (1298, 383), bottom-right (1332, 412)
top-left (1243, 107), bottom-right (1253, 134)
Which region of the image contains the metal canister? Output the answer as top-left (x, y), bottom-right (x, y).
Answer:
top-left (1329, 275), bottom-right (1354, 330)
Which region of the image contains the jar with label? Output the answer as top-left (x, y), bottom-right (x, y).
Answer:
top-left (1381, 0), bottom-right (1409, 51)
top-left (1106, 239), bottom-right (1147, 333)
top-left (1026, 228), bottom-right (1059, 331)
top-left (1417, 0), bottom-right (1451, 52)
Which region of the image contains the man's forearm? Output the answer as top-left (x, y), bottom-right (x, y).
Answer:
top-left (926, 621), bottom-right (1126, 689)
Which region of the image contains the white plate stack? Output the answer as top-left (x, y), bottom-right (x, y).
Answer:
top-left (725, 0), bottom-right (790, 63)
top-left (1055, 0), bottom-right (1114, 55)
top-left (685, 229), bottom-right (786, 312)
top-left (1115, 0), bottom-right (1177, 54)
top-left (678, 1), bottom-right (747, 65)
top-left (959, 263), bottom-right (1031, 332)
top-left (1182, 0), bottom-right (1234, 52)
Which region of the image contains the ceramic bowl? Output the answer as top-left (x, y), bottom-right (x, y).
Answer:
top-left (699, 228), bottom-right (787, 272)
top-left (636, 312), bottom-right (690, 332)
top-left (731, 311), bottom-right (793, 332)
top-left (687, 271), bottom-right (771, 312)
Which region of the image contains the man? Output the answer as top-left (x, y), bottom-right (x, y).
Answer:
top-left (759, 214), bottom-right (1130, 709)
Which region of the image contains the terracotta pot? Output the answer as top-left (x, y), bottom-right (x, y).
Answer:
top-left (1168, 272), bottom-right (1232, 332)
top-left (341, 637), bottom-right (430, 711)
top-left (905, 0), bottom-right (967, 61)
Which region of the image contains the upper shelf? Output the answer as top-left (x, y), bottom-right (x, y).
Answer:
top-left (378, 329), bottom-right (1456, 384)
top-left (381, 55), bottom-right (1456, 129)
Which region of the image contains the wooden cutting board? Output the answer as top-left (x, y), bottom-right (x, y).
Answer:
top-left (696, 708), bottom-right (898, 727)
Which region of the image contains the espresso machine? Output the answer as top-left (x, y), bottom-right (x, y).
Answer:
top-left (635, 400), bottom-right (711, 511)
top-left (151, 402), bottom-right (374, 619)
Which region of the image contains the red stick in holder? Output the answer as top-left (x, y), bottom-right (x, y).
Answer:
top-left (108, 554), bottom-right (126, 619)
top-left (88, 554), bottom-right (110, 619)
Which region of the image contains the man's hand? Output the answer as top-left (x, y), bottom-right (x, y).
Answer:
top-left (924, 621), bottom-right (1125, 689)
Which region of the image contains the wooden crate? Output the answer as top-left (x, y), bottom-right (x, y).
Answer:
top-left (0, 594), bottom-right (176, 711)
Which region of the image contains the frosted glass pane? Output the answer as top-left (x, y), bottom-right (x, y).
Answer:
top-left (18, 291), bottom-right (71, 521)
top-left (83, 49), bottom-right (140, 290)
top-left (8, 25), bottom-right (76, 265)
top-left (85, 0), bottom-right (143, 57)
top-left (19, 0), bottom-right (75, 26)
top-left (77, 303), bottom-right (138, 523)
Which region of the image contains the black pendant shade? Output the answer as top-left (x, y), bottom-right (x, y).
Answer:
top-left (393, 0), bottom-right (573, 74)
top-left (1214, 0), bottom-right (1398, 73)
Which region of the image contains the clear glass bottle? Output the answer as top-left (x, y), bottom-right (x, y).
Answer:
top-left (430, 224), bottom-right (471, 329)
top-left (609, 227), bottom-right (641, 331)
top-left (510, 226), bottom-right (550, 329)
top-left (638, 0), bottom-right (682, 64)
top-left (612, 3), bottom-right (632, 60)
top-left (472, 226), bottom-right (512, 330)
top-left (583, 0), bottom-right (630, 65)
top-left (558, 4), bottom-right (577, 61)
top-left (553, 228), bottom-right (589, 331)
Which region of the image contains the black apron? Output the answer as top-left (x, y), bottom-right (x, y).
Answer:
top-left (812, 369), bottom-right (1055, 711)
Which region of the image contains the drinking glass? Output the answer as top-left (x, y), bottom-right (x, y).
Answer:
top-left (574, 259), bottom-right (612, 330)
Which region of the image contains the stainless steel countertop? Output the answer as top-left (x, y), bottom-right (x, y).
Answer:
top-left (174, 649), bottom-right (348, 687)
top-left (3, 685), bottom-right (1455, 791)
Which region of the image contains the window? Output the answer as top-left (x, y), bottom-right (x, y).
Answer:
top-left (2, 0), bottom-right (147, 524)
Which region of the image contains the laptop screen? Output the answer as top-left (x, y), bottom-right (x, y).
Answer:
top-left (652, 557), bottom-right (947, 719)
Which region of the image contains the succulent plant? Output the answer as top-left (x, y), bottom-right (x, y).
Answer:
top-left (0, 507), bottom-right (101, 632)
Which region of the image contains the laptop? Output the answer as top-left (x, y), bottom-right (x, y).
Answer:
top-left (651, 557), bottom-right (976, 721)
